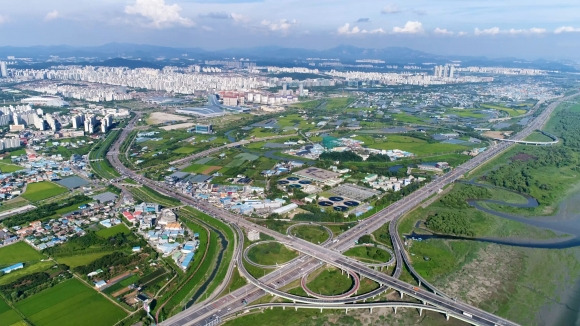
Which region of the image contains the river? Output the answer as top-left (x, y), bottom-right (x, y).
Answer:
top-left (405, 181), bottom-right (580, 325)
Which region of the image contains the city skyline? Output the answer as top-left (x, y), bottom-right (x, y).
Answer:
top-left (2, 0), bottom-right (580, 60)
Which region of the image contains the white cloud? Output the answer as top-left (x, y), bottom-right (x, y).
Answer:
top-left (381, 4), bottom-right (401, 14)
top-left (529, 27), bottom-right (547, 34)
top-left (201, 25), bottom-right (214, 32)
top-left (44, 10), bottom-right (60, 22)
top-left (337, 23), bottom-right (385, 35)
top-left (369, 28), bottom-right (386, 34)
top-left (392, 21), bottom-right (423, 34)
top-left (475, 27), bottom-right (547, 36)
top-left (554, 26), bottom-right (580, 34)
top-left (433, 27), bottom-right (453, 35)
top-left (474, 27), bottom-right (500, 35)
top-left (261, 19), bottom-right (296, 32)
top-left (202, 12), bottom-right (248, 23)
top-left (125, 0), bottom-right (193, 29)
top-left (230, 13), bottom-right (249, 23)
top-left (508, 27), bottom-right (546, 35)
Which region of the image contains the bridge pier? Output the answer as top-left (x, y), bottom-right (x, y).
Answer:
top-left (445, 313), bottom-right (449, 321)
top-left (320, 307), bottom-right (323, 313)
top-left (400, 291), bottom-right (404, 299)
top-left (394, 307), bottom-right (397, 314)
top-left (370, 307), bottom-right (373, 314)
top-left (283, 306), bottom-right (285, 310)
top-left (295, 306), bottom-right (297, 311)
top-left (419, 280), bottom-right (422, 287)
top-left (418, 308), bottom-right (423, 316)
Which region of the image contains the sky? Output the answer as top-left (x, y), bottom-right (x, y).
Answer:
top-left (2, 0), bottom-right (580, 60)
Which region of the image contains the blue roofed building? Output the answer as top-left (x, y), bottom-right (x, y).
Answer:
top-left (180, 252), bottom-right (194, 270)
top-left (1, 263), bottom-right (24, 274)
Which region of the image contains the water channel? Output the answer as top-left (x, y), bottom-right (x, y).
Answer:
top-left (405, 180), bottom-right (580, 325)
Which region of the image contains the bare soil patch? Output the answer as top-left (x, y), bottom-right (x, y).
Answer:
top-left (202, 166), bottom-right (222, 175)
top-left (148, 112), bottom-right (190, 124)
top-left (160, 122), bottom-right (196, 130)
top-left (511, 152), bottom-right (538, 162)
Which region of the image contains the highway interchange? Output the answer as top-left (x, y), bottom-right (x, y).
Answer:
top-left (107, 93), bottom-right (575, 326)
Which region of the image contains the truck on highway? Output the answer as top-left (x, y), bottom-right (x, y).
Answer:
top-left (462, 312), bottom-right (473, 318)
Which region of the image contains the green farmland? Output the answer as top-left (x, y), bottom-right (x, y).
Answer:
top-left (0, 162), bottom-right (23, 173)
top-left (96, 224), bottom-right (131, 238)
top-left (21, 181), bottom-right (68, 202)
top-left (0, 298), bottom-right (23, 326)
top-left (15, 279), bottom-right (126, 326)
top-left (0, 242), bottom-right (44, 267)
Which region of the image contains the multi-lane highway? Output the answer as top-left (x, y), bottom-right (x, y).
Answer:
top-left (108, 93), bottom-right (576, 326)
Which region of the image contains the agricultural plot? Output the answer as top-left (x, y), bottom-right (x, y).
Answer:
top-left (193, 157), bottom-right (214, 165)
top-left (0, 197), bottom-right (30, 213)
top-left (481, 104), bottom-right (526, 117)
top-left (0, 298), bottom-right (23, 326)
top-left (354, 134), bottom-right (470, 156)
top-left (173, 146), bottom-right (198, 154)
top-left (55, 252), bottom-right (114, 268)
top-left (21, 181), bottom-right (68, 202)
top-left (182, 164), bottom-right (223, 174)
top-left (0, 242), bottom-right (44, 267)
top-left (96, 224), bottom-right (131, 238)
top-left (0, 162), bottom-right (23, 173)
top-left (15, 279), bottom-right (127, 326)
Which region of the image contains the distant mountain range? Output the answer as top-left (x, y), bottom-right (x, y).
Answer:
top-left (0, 43), bottom-right (576, 71)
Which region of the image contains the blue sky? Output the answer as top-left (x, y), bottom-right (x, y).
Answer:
top-left (2, 0), bottom-right (580, 59)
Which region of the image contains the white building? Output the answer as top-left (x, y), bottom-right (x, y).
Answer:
top-left (272, 203), bottom-right (298, 215)
top-left (0, 61), bottom-right (7, 78)
top-left (247, 229), bottom-right (260, 241)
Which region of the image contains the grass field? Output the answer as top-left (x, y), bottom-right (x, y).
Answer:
top-left (0, 242), bottom-right (44, 267)
top-left (96, 224), bottom-right (131, 238)
top-left (524, 131), bottom-right (554, 142)
top-left (21, 181), bottom-right (68, 202)
top-left (193, 157), bottom-right (214, 164)
top-left (173, 146), bottom-right (198, 154)
top-left (56, 252), bottom-right (114, 268)
top-left (289, 225), bottom-right (330, 244)
top-left (15, 279), bottom-right (127, 326)
top-left (353, 134), bottom-right (467, 155)
top-left (481, 104), bottom-right (526, 117)
top-left (0, 197), bottom-right (30, 213)
top-left (343, 246), bottom-right (391, 264)
top-left (446, 108), bottom-right (486, 119)
top-left (246, 242), bottom-right (298, 266)
top-left (392, 113), bottom-right (427, 124)
top-left (306, 267), bottom-right (353, 296)
top-left (0, 162), bottom-right (23, 173)
top-left (0, 298), bottom-right (23, 326)
top-left (183, 164), bottom-right (222, 174)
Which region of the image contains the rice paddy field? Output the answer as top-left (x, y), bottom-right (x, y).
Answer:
top-left (14, 279), bottom-right (127, 326)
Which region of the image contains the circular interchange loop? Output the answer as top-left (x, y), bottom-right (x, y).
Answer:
top-left (300, 268), bottom-right (360, 299)
top-left (243, 240), bottom-right (297, 269)
top-left (347, 244), bottom-right (395, 268)
top-left (286, 223), bottom-right (333, 246)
